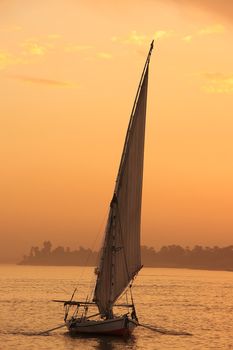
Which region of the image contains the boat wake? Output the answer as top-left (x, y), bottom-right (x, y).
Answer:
top-left (0, 330), bottom-right (63, 337)
top-left (139, 323), bottom-right (192, 336)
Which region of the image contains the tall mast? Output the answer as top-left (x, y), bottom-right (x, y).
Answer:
top-left (94, 41), bottom-right (154, 317)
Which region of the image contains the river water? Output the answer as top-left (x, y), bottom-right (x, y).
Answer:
top-left (0, 265), bottom-right (232, 350)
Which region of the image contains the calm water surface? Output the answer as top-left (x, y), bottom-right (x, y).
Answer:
top-left (0, 265), bottom-right (232, 350)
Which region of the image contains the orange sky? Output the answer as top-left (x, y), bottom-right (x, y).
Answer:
top-left (0, 1), bottom-right (233, 262)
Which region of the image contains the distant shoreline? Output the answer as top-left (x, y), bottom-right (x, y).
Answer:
top-left (16, 263), bottom-right (233, 273)
top-left (18, 241), bottom-right (233, 272)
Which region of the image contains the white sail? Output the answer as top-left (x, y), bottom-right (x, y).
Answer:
top-left (94, 43), bottom-right (153, 316)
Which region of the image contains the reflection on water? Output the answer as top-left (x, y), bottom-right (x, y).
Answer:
top-left (64, 332), bottom-right (136, 350)
top-left (95, 336), bottom-right (136, 350)
top-left (0, 265), bottom-right (233, 349)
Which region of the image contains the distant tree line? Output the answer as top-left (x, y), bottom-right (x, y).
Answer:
top-left (141, 245), bottom-right (233, 270)
top-left (19, 241), bottom-right (98, 266)
top-left (19, 241), bottom-right (233, 271)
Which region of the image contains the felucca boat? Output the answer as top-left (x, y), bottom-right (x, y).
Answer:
top-left (54, 40), bottom-right (154, 336)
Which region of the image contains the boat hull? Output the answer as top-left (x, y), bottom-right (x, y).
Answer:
top-left (67, 316), bottom-right (138, 336)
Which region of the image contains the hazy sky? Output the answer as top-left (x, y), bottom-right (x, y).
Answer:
top-left (1, 1), bottom-right (233, 262)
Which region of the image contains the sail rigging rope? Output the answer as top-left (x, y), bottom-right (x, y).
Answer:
top-left (70, 208), bottom-right (109, 298)
top-left (63, 208), bottom-right (109, 320)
